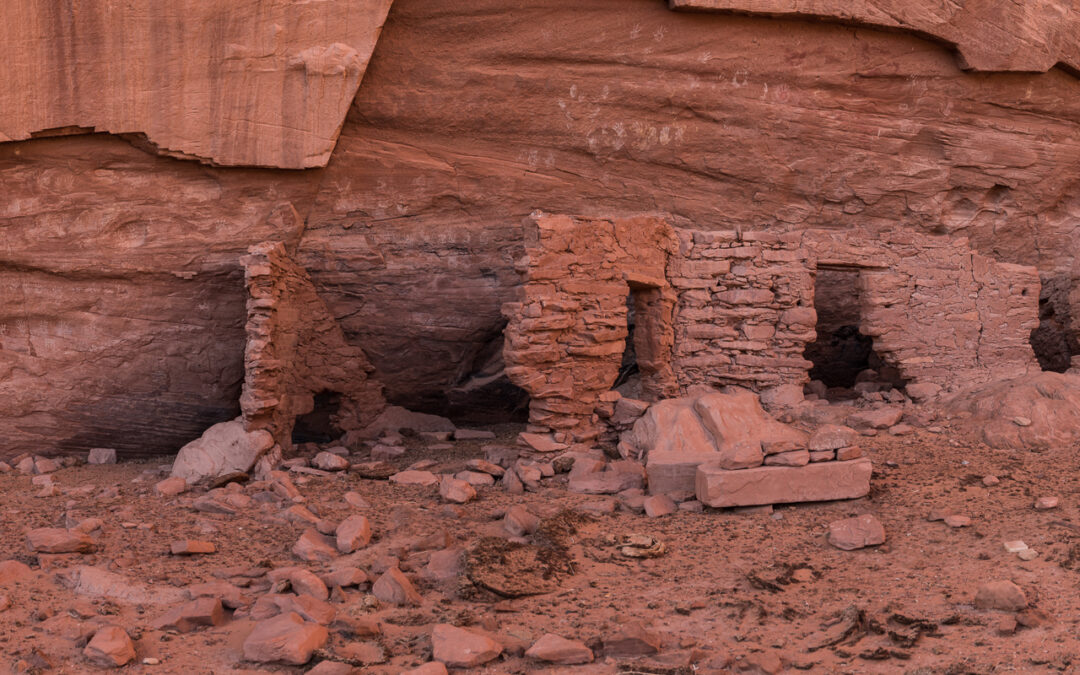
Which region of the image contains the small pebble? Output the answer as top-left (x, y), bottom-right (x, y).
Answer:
top-left (1018, 549), bottom-right (1038, 561)
top-left (982, 475), bottom-right (1000, 487)
top-left (1003, 540), bottom-right (1028, 553)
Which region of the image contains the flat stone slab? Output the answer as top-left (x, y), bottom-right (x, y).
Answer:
top-left (696, 457), bottom-right (872, 508)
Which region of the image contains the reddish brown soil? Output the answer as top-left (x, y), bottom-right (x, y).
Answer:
top-left (0, 421), bottom-right (1077, 674)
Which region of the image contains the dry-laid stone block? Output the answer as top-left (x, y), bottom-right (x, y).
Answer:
top-left (697, 457), bottom-right (872, 508)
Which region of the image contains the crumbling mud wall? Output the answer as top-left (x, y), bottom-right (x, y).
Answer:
top-left (807, 230), bottom-right (1041, 391)
top-left (502, 213), bottom-right (678, 442)
top-left (241, 242), bottom-right (385, 450)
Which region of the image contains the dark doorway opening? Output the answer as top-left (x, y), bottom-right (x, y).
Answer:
top-left (1030, 293), bottom-right (1074, 373)
top-left (613, 283), bottom-right (670, 400)
top-left (292, 390), bottom-right (344, 445)
top-left (612, 292), bottom-right (641, 396)
top-left (805, 267), bottom-right (905, 400)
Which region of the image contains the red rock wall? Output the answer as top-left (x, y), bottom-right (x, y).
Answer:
top-left (2, 0), bottom-right (1080, 455)
top-left (0, 0), bottom-right (393, 168)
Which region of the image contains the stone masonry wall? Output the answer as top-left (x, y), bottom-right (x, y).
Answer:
top-left (807, 229), bottom-right (1041, 391)
top-left (506, 215), bottom-right (1041, 436)
top-left (240, 242), bottom-right (385, 450)
top-left (669, 229), bottom-right (817, 402)
top-left (502, 213), bottom-right (678, 442)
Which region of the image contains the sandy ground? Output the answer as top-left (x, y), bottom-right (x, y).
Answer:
top-left (0, 418), bottom-right (1077, 675)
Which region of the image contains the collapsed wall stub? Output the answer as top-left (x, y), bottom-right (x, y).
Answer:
top-left (506, 214), bottom-right (1043, 437)
top-left (240, 242), bottom-right (386, 450)
top-left (803, 229), bottom-right (1041, 392)
top-left (502, 213), bottom-right (679, 442)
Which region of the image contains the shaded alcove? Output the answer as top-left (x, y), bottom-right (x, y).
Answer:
top-left (292, 390), bottom-right (344, 444)
top-left (1029, 290), bottom-right (1074, 373)
top-left (613, 282), bottom-right (671, 401)
top-left (805, 266), bottom-right (906, 399)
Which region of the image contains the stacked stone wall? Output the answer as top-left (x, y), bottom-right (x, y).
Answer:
top-left (669, 229), bottom-right (817, 399)
top-left (240, 242), bottom-right (385, 449)
top-left (807, 230), bottom-right (1040, 391)
top-left (502, 213), bottom-right (677, 442)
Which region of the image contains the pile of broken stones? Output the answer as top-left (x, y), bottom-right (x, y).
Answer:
top-left (1, 383), bottom-right (1054, 672)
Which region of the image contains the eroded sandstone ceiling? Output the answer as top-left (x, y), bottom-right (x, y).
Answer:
top-left (3, 0), bottom-right (1080, 456)
top-left (670, 0), bottom-right (1080, 74)
top-left (0, 0), bottom-right (393, 168)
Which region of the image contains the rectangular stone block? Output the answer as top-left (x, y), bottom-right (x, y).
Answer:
top-left (696, 457), bottom-right (872, 508)
top-left (647, 449), bottom-right (721, 495)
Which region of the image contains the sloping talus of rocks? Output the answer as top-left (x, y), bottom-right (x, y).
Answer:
top-left (0, 0), bottom-right (393, 168)
top-left (3, 0), bottom-right (1080, 455)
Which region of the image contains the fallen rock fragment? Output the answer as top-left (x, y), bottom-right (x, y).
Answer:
top-left (170, 540), bottom-right (216, 555)
top-left (243, 612), bottom-right (328, 666)
top-left (431, 623), bottom-right (503, 668)
top-left (27, 528), bottom-right (95, 554)
top-left (312, 452), bottom-right (349, 472)
top-left (602, 622), bottom-right (662, 657)
top-left (293, 529), bottom-right (338, 563)
top-left (503, 505), bottom-right (540, 537)
top-left (439, 476), bottom-right (477, 504)
top-left (154, 476), bottom-right (187, 497)
top-left (643, 494), bottom-right (677, 518)
top-left (150, 597), bottom-right (225, 633)
top-left (827, 514), bottom-right (885, 551)
top-left (87, 448), bottom-right (117, 465)
top-left (518, 432), bottom-right (567, 453)
top-left (83, 625), bottom-right (136, 667)
top-left (1035, 496), bottom-right (1060, 510)
top-left (268, 568), bottom-right (329, 600)
top-left (525, 633), bottom-right (594, 665)
top-left (697, 457), bottom-right (872, 508)
top-left (389, 470), bottom-right (439, 487)
top-left (974, 580), bottom-right (1027, 611)
top-left (171, 419), bottom-right (275, 483)
top-left (335, 515), bottom-right (372, 553)
top-left (372, 567), bottom-right (422, 606)
top-left (307, 661), bottom-right (358, 675)
top-left (944, 515), bottom-right (971, 528)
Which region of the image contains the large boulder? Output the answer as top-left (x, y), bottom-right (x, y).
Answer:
top-left (945, 372), bottom-right (1080, 450)
top-left (171, 418), bottom-right (275, 483)
top-left (622, 388), bottom-right (807, 494)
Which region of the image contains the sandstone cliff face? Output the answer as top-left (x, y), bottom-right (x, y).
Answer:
top-left (0, 0), bottom-right (392, 168)
top-left (3, 0), bottom-right (1080, 456)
